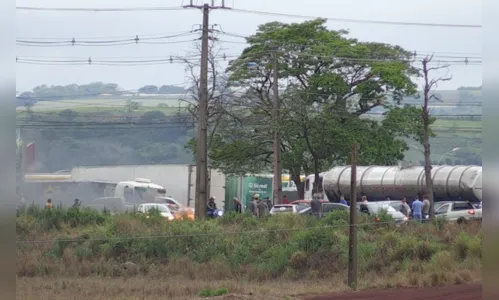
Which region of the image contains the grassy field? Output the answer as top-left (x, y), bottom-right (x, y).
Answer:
top-left (16, 206), bottom-right (482, 299)
top-left (17, 99), bottom-right (483, 129)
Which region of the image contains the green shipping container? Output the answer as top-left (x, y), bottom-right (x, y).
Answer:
top-left (224, 176), bottom-right (240, 211)
top-left (242, 176), bottom-right (273, 209)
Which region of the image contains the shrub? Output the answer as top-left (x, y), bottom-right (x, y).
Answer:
top-left (16, 205), bottom-right (482, 284)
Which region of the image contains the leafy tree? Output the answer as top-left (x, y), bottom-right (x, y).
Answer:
top-left (158, 85), bottom-right (185, 94)
top-left (125, 100), bottom-right (142, 112)
top-left (206, 18), bottom-right (420, 197)
top-left (138, 85), bottom-right (159, 94)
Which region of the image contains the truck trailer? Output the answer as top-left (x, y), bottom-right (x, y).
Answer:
top-left (304, 165), bottom-right (482, 203)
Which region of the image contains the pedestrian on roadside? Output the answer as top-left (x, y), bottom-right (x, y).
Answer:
top-left (400, 197), bottom-right (411, 217)
top-left (257, 196), bottom-right (268, 218)
top-left (310, 193), bottom-right (322, 219)
top-left (45, 198), bottom-right (53, 209)
top-left (249, 194), bottom-right (259, 217)
top-left (339, 195), bottom-right (348, 205)
top-left (233, 197), bottom-right (242, 213)
top-left (72, 198), bottom-right (81, 208)
top-left (422, 195), bottom-right (430, 222)
top-left (282, 195), bottom-right (290, 204)
top-left (265, 197), bottom-right (273, 211)
top-left (361, 195), bottom-right (368, 203)
top-left (411, 196), bottom-right (423, 222)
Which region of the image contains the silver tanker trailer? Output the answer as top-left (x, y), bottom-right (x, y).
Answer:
top-left (314, 165), bottom-right (482, 203)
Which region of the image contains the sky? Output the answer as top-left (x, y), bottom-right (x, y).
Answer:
top-left (16, 0), bottom-right (482, 92)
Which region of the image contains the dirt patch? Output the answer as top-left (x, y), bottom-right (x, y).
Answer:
top-left (304, 283), bottom-right (481, 300)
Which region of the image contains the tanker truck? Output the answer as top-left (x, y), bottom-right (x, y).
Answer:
top-left (304, 165), bottom-right (482, 204)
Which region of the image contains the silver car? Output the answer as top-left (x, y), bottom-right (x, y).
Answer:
top-left (357, 202), bottom-right (408, 224)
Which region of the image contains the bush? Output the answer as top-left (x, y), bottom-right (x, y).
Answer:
top-left (16, 205), bottom-right (482, 284)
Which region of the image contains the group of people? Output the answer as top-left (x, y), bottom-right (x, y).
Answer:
top-left (229, 194), bottom-right (274, 217)
top-left (399, 195), bottom-right (431, 221)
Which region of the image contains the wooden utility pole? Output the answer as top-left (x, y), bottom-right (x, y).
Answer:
top-left (348, 144), bottom-right (358, 289)
top-left (183, 0), bottom-right (231, 219)
top-left (271, 48), bottom-right (282, 205)
top-left (421, 55), bottom-right (451, 220)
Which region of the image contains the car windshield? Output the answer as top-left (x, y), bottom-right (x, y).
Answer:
top-left (143, 204), bottom-right (170, 213)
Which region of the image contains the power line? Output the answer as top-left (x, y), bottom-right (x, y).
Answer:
top-left (16, 32), bottom-right (196, 45)
top-left (16, 6), bottom-right (185, 12)
top-left (227, 8), bottom-right (482, 28)
top-left (15, 56), bottom-right (481, 66)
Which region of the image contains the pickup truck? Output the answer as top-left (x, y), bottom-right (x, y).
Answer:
top-left (434, 201), bottom-right (482, 223)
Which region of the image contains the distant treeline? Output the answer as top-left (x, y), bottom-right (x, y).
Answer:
top-left (17, 82), bottom-right (186, 100)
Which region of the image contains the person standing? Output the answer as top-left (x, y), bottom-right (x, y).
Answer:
top-left (265, 197), bottom-right (273, 211)
top-left (411, 196), bottom-right (423, 222)
top-left (361, 196), bottom-right (368, 203)
top-left (400, 197), bottom-right (411, 217)
top-left (45, 198), bottom-right (53, 209)
top-left (310, 193), bottom-right (322, 219)
top-left (249, 194), bottom-right (259, 217)
top-left (422, 195), bottom-right (430, 222)
top-left (282, 195), bottom-right (290, 204)
top-left (257, 196), bottom-right (268, 218)
top-left (233, 197), bottom-right (242, 213)
top-left (339, 195), bottom-right (348, 205)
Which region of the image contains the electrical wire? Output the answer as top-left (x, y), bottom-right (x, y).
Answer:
top-left (15, 55), bottom-right (481, 66)
top-left (16, 6), bottom-right (185, 12)
top-left (227, 8), bottom-right (482, 28)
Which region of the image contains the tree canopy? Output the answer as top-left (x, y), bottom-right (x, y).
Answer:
top-left (197, 18), bottom-right (430, 196)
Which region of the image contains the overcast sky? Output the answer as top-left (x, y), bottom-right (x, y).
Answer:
top-left (16, 0), bottom-right (482, 92)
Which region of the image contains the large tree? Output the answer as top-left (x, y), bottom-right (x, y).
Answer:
top-left (204, 19), bottom-right (425, 198)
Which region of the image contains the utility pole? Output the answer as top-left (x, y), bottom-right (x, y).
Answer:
top-left (183, 0), bottom-right (231, 219)
top-left (348, 144), bottom-right (358, 290)
top-left (271, 48), bottom-right (282, 205)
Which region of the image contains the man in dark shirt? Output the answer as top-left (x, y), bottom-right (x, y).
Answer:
top-left (310, 193), bottom-right (322, 219)
top-left (232, 197), bottom-right (242, 213)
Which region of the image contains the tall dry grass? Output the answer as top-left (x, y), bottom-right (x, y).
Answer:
top-left (16, 206), bottom-right (482, 298)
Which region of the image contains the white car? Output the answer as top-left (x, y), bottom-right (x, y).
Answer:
top-left (269, 204), bottom-right (303, 215)
top-left (137, 203), bottom-right (175, 220)
top-left (434, 201), bottom-right (481, 223)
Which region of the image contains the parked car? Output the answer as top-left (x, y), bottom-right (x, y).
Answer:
top-left (299, 202), bottom-right (349, 217)
top-left (270, 204), bottom-right (307, 215)
top-left (137, 203), bottom-right (175, 220)
top-left (291, 199), bottom-right (329, 210)
top-left (357, 202), bottom-right (408, 224)
top-left (434, 201), bottom-right (481, 223)
top-left (156, 196), bottom-right (182, 214)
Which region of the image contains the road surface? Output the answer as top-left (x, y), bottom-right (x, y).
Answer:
top-left (304, 284), bottom-right (481, 300)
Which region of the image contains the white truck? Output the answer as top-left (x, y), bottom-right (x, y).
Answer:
top-left (89, 178), bottom-right (168, 213)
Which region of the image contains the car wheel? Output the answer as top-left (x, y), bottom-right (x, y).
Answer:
top-left (457, 217), bottom-right (467, 225)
